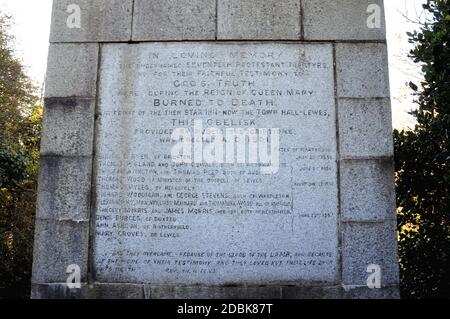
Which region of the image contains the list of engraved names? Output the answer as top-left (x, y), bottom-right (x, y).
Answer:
top-left (93, 43), bottom-right (339, 284)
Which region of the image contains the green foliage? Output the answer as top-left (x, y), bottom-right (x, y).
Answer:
top-left (395, 0), bottom-right (450, 299)
top-left (0, 12), bottom-right (42, 299)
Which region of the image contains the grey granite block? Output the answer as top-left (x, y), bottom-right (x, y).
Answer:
top-left (132, 0), bottom-right (216, 41)
top-left (145, 285), bottom-right (282, 299)
top-left (31, 283), bottom-right (88, 299)
top-left (336, 43), bottom-right (390, 98)
top-left (87, 284), bottom-right (145, 299)
top-left (45, 43), bottom-right (99, 98)
top-left (343, 221), bottom-right (399, 287)
top-left (340, 159), bottom-right (396, 222)
top-left (36, 156), bottom-right (92, 221)
top-left (32, 219), bottom-right (89, 283)
top-left (304, 0), bottom-right (386, 40)
top-left (218, 0), bottom-right (301, 40)
top-left (338, 98), bottom-right (393, 158)
top-left (40, 98), bottom-right (95, 157)
top-left (342, 285), bottom-right (400, 299)
top-left (281, 285), bottom-right (342, 299)
top-left (50, 0), bottom-right (133, 42)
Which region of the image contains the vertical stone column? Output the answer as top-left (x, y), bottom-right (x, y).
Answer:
top-left (302, 0), bottom-right (399, 298)
top-left (31, 43), bottom-right (98, 298)
top-left (31, 0), bottom-right (134, 298)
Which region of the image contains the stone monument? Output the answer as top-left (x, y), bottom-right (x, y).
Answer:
top-left (31, 0), bottom-right (399, 299)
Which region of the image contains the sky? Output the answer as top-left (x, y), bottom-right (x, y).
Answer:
top-left (385, 0), bottom-right (427, 130)
top-left (0, 0), bottom-right (426, 130)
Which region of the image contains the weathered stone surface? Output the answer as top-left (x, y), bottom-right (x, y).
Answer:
top-left (145, 285), bottom-right (281, 299)
top-left (343, 285), bottom-right (400, 299)
top-left (31, 283), bottom-right (88, 299)
top-left (281, 285), bottom-right (342, 299)
top-left (93, 42), bottom-right (339, 285)
top-left (336, 43), bottom-right (390, 98)
top-left (218, 0), bottom-right (301, 39)
top-left (343, 221), bottom-right (399, 287)
top-left (31, 283), bottom-right (146, 299)
top-left (132, 0), bottom-right (216, 41)
top-left (32, 219), bottom-right (89, 283)
top-left (45, 43), bottom-right (98, 98)
top-left (40, 98), bottom-right (95, 156)
top-left (36, 156), bottom-right (92, 221)
top-left (88, 284), bottom-right (144, 299)
top-left (338, 98), bottom-right (393, 158)
top-left (340, 159), bottom-right (396, 222)
top-left (50, 0), bottom-right (133, 42)
top-left (303, 0), bottom-right (386, 40)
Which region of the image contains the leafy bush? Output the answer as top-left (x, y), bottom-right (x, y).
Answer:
top-left (395, 0), bottom-right (450, 299)
top-left (0, 12), bottom-right (41, 299)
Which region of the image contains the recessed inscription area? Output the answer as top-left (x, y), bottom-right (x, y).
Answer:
top-left (93, 43), bottom-right (338, 284)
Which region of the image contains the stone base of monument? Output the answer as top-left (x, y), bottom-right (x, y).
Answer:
top-left (31, 283), bottom-right (400, 299)
top-left (32, 0), bottom-right (400, 299)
